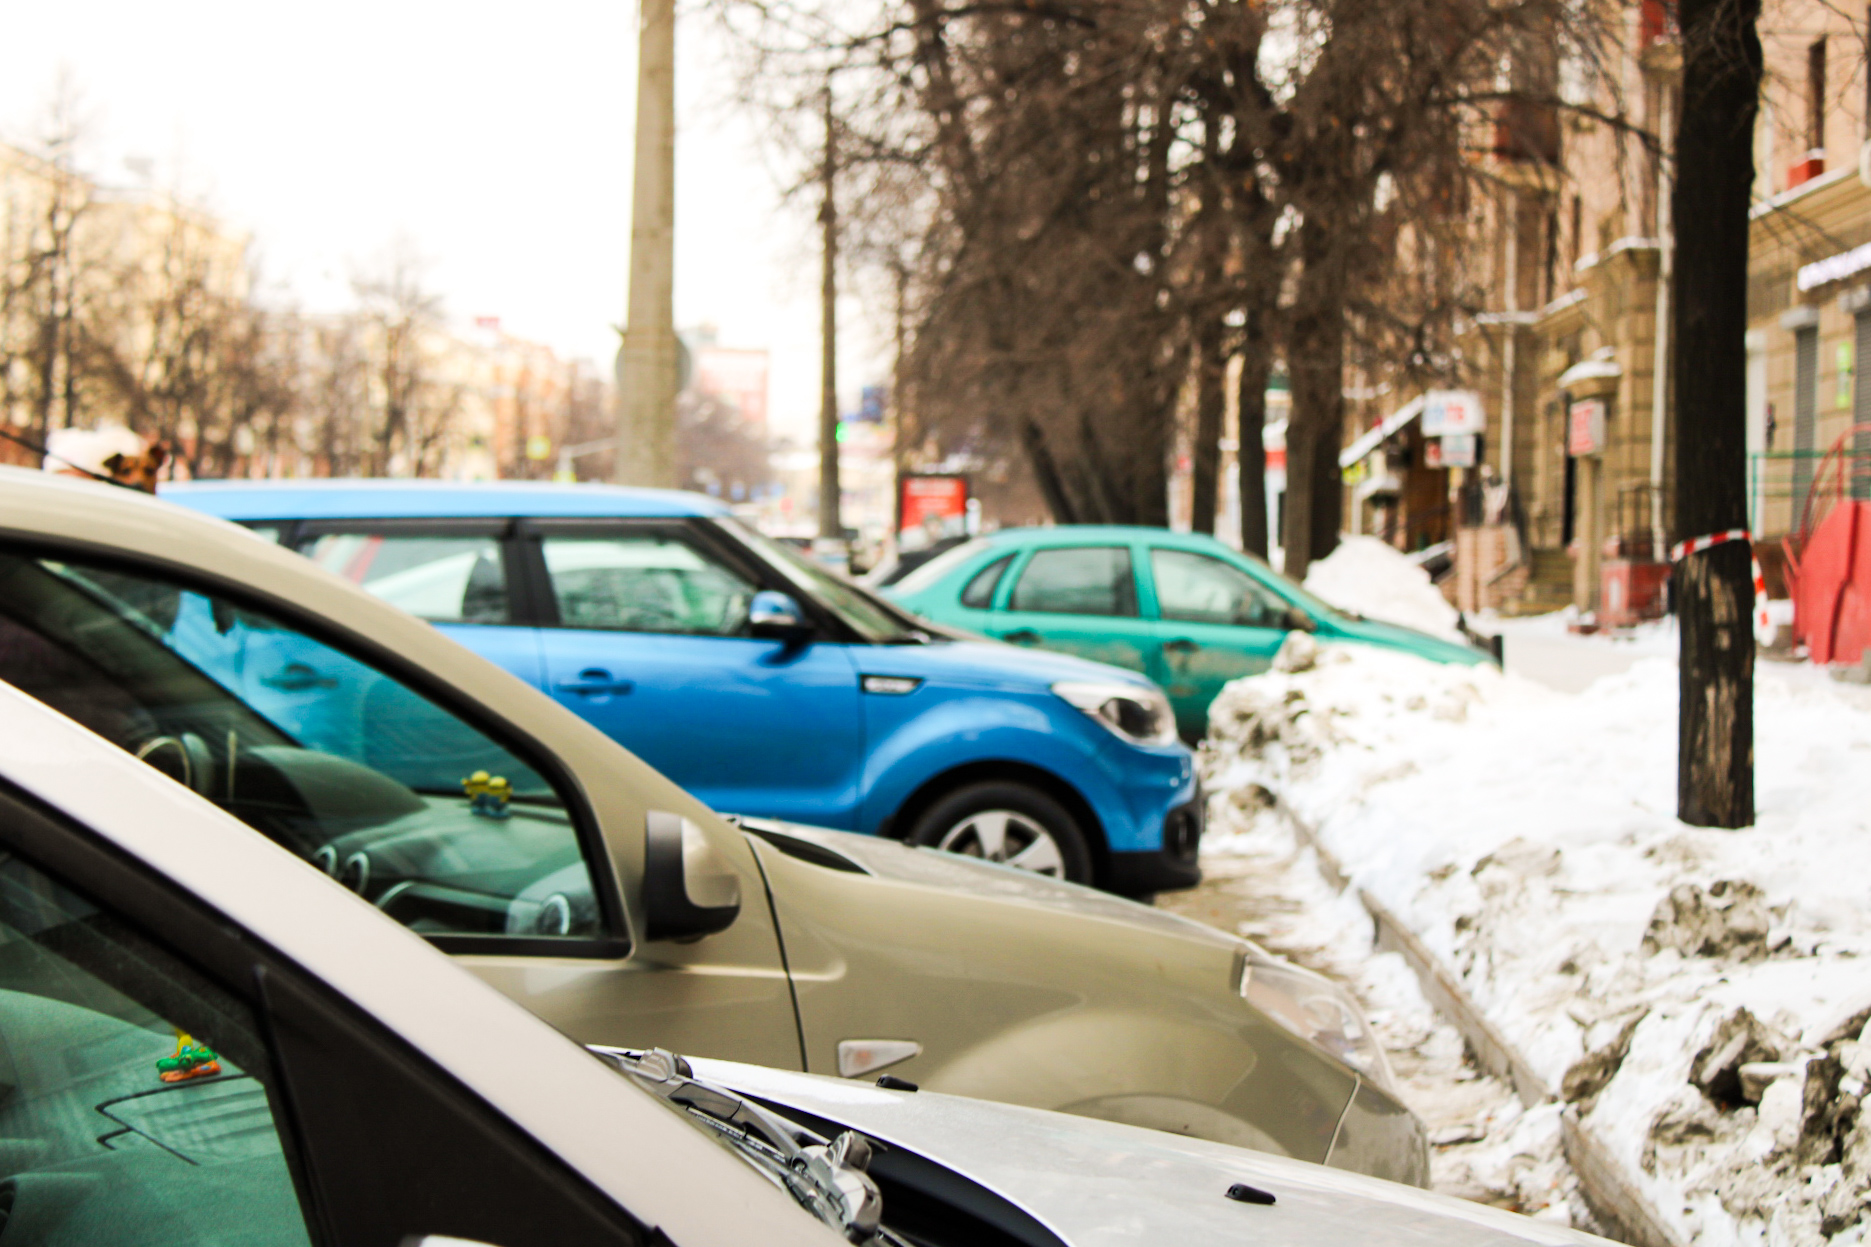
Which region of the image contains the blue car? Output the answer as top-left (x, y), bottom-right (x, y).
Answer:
top-left (163, 481), bottom-right (1202, 895)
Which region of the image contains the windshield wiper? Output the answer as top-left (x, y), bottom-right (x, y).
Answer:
top-left (593, 1046), bottom-right (908, 1245)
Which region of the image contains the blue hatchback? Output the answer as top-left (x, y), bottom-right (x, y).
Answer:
top-left (163, 481), bottom-right (1203, 895)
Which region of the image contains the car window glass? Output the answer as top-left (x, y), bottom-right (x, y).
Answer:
top-left (303, 532), bottom-right (509, 625)
top-left (960, 554), bottom-right (1015, 610)
top-left (723, 519), bottom-right (925, 643)
top-left (1008, 547), bottom-right (1137, 617)
top-left (0, 845), bottom-right (313, 1246)
top-left (1151, 548), bottom-right (1290, 627)
top-left (542, 533), bottom-right (756, 636)
top-left (0, 554), bottom-right (605, 943)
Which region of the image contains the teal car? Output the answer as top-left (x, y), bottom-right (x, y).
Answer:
top-left (885, 526), bottom-right (1488, 739)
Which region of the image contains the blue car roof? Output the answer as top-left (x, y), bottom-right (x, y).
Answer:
top-left (159, 479), bottom-right (732, 522)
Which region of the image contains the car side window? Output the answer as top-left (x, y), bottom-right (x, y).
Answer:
top-left (541, 532), bottom-right (756, 637)
top-left (0, 552), bottom-right (609, 945)
top-left (1150, 548), bottom-right (1289, 627)
top-left (0, 846), bottom-right (314, 1246)
top-left (1008, 547), bottom-right (1138, 617)
top-left (302, 531), bottom-right (510, 625)
top-left (960, 553), bottom-right (1015, 610)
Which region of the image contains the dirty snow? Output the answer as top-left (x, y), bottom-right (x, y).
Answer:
top-left (1201, 634), bottom-right (1871, 1246)
top-left (1304, 536), bottom-right (1464, 640)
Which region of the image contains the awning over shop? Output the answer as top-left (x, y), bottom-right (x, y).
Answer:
top-left (1340, 395), bottom-right (1425, 469)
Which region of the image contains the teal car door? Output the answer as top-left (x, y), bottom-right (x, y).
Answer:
top-left (986, 544), bottom-right (1155, 674)
top-left (1145, 546), bottom-right (1298, 738)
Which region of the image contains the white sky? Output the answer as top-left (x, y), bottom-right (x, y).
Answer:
top-left (0, 0), bottom-right (888, 441)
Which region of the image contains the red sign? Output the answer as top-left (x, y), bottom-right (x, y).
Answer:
top-left (1568, 400), bottom-right (1607, 456)
top-left (899, 475), bottom-right (968, 535)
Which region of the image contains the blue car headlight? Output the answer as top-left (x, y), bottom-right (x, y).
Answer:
top-left (1051, 681), bottom-right (1179, 747)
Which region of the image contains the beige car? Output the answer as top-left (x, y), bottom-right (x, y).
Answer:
top-left (0, 468), bottom-right (1426, 1186)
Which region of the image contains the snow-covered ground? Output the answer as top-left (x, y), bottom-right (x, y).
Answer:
top-left (1200, 635), bottom-right (1871, 1247)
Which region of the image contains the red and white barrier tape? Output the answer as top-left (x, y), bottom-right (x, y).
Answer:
top-left (1669, 528), bottom-right (1752, 563)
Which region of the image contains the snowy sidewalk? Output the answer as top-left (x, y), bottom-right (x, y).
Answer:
top-left (1199, 636), bottom-right (1871, 1247)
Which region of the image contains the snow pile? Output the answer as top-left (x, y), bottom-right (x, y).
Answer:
top-left (1203, 636), bottom-right (1871, 1246)
top-left (1303, 536), bottom-right (1463, 640)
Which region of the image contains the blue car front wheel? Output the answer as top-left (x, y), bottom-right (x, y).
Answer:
top-left (906, 782), bottom-right (1093, 884)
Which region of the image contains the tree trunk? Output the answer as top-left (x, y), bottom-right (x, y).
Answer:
top-left (1672, 0), bottom-right (1759, 828)
top-left (1236, 307), bottom-right (1274, 557)
top-left (1284, 224), bottom-right (1347, 581)
top-left (1189, 312), bottom-right (1226, 534)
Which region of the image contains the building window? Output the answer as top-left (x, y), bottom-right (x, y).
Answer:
top-left (1808, 37), bottom-right (1827, 155)
top-left (1794, 324), bottom-right (1819, 520)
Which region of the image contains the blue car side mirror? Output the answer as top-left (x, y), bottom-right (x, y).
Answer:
top-left (748, 591), bottom-right (812, 643)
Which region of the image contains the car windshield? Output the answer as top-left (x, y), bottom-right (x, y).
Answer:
top-left (1233, 549), bottom-right (1344, 620)
top-left (886, 538), bottom-right (995, 597)
top-left (719, 519), bottom-right (932, 644)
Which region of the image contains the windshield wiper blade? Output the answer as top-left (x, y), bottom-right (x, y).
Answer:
top-left (593, 1046), bottom-right (904, 1245)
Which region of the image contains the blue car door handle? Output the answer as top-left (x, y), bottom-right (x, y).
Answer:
top-left (555, 668), bottom-right (635, 696)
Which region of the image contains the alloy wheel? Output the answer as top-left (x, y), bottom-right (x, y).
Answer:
top-left (933, 809), bottom-right (1066, 876)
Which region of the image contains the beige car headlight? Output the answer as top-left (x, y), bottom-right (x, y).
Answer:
top-left (1051, 681), bottom-right (1179, 746)
top-left (1239, 956), bottom-right (1396, 1091)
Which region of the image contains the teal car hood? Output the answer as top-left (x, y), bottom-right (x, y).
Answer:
top-left (1319, 613), bottom-right (1489, 666)
top-left (857, 637), bottom-right (1162, 692)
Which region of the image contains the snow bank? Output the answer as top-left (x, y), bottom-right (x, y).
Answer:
top-left (1203, 637), bottom-right (1871, 1246)
top-left (1303, 536), bottom-right (1463, 640)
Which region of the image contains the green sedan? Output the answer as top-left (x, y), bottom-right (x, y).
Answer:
top-left (885, 526), bottom-right (1488, 739)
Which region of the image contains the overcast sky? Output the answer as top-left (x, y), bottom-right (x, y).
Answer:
top-left (0, 0), bottom-right (886, 440)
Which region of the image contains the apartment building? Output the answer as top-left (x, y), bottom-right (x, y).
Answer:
top-left (1353, 0), bottom-right (1869, 621)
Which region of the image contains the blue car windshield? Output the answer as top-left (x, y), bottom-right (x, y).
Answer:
top-left (888, 538), bottom-right (994, 597)
top-left (719, 520), bottom-right (930, 644)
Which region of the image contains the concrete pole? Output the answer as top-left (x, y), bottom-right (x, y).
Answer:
top-left (816, 86), bottom-right (844, 553)
top-left (1649, 84), bottom-right (1676, 562)
top-left (615, 0), bottom-right (679, 488)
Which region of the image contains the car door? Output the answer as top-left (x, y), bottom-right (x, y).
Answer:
top-left (0, 784), bottom-right (662, 1247)
top-left (522, 519), bottom-right (868, 827)
top-left (984, 543), bottom-right (1156, 675)
top-left (0, 548), bottom-right (804, 1070)
top-left (1145, 546), bottom-right (1297, 737)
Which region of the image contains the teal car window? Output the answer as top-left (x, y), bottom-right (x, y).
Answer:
top-left (960, 554), bottom-right (1016, 609)
top-left (304, 532), bottom-right (509, 625)
top-left (543, 533), bottom-right (755, 636)
top-left (0, 850), bottom-right (313, 1246)
top-left (0, 553), bottom-right (605, 944)
top-left (1008, 547), bottom-right (1138, 617)
top-left (1151, 549), bottom-right (1290, 627)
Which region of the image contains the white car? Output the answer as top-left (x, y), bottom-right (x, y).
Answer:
top-left (0, 675), bottom-right (1610, 1247)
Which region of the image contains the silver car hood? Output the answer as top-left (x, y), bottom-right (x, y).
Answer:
top-left (734, 817), bottom-right (1242, 953)
top-left (689, 1056), bottom-right (1609, 1247)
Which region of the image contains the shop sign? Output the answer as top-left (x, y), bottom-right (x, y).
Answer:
top-left (899, 474), bottom-right (969, 535)
top-left (1568, 399), bottom-right (1607, 456)
top-left (1421, 390), bottom-right (1486, 436)
top-left (1437, 434), bottom-right (1478, 467)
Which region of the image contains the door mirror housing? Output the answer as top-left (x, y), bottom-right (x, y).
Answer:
top-left (1282, 606), bottom-right (1317, 634)
top-left (747, 590), bottom-right (812, 642)
top-left (641, 812), bottom-right (742, 942)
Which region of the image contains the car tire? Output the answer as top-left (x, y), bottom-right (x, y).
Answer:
top-left (906, 782), bottom-right (1094, 884)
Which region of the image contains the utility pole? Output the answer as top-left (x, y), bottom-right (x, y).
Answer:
top-left (615, 0), bottom-right (679, 488)
top-left (1672, 0), bottom-right (1761, 828)
top-left (815, 84), bottom-right (845, 567)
